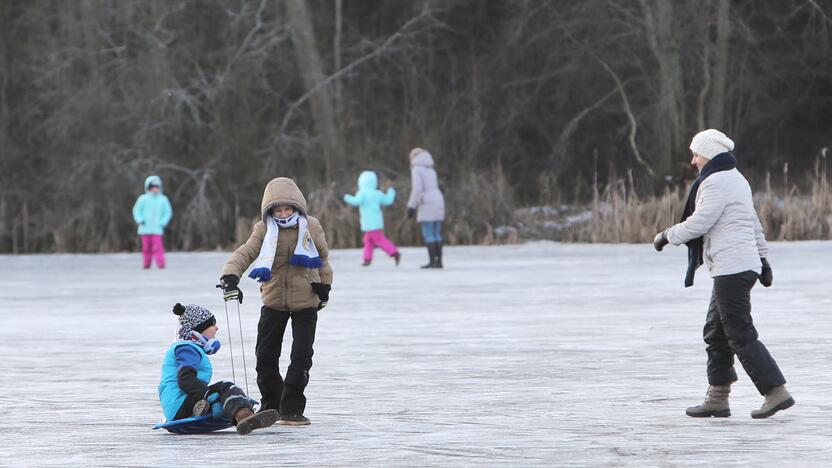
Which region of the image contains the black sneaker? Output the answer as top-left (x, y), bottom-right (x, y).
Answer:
top-left (277, 414), bottom-right (311, 426)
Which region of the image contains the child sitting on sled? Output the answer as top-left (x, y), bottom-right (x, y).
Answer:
top-left (158, 303), bottom-right (279, 435)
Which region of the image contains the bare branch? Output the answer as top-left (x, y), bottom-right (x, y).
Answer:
top-left (271, 5), bottom-right (437, 142)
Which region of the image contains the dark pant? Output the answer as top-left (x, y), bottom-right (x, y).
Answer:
top-left (704, 270), bottom-right (786, 395)
top-left (255, 306), bottom-right (318, 415)
top-left (175, 381), bottom-right (252, 423)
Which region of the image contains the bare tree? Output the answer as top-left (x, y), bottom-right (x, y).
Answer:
top-left (285, 0), bottom-right (341, 180)
top-left (1, 0), bottom-right (830, 252)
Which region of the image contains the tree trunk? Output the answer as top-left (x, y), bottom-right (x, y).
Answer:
top-left (696, 34), bottom-right (710, 131)
top-left (639, 0), bottom-right (686, 179)
top-left (708, 0), bottom-right (730, 131)
top-left (285, 0), bottom-right (340, 180)
top-left (333, 0), bottom-right (344, 116)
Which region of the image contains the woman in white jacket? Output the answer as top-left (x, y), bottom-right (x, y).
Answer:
top-left (654, 129), bottom-right (793, 419)
top-left (406, 148), bottom-right (446, 268)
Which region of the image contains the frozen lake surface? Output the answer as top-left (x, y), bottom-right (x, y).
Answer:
top-left (2, 242), bottom-right (831, 466)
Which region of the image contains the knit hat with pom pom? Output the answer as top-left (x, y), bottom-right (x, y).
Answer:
top-left (173, 303), bottom-right (215, 341)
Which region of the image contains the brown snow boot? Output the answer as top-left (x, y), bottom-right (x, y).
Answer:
top-left (686, 385), bottom-right (731, 417)
top-left (751, 385), bottom-right (794, 419)
top-left (235, 408), bottom-right (279, 435)
top-left (392, 252), bottom-right (401, 266)
top-left (421, 243), bottom-right (436, 269)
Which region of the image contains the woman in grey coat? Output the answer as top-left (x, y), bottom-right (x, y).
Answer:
top-left (406, 148), bottom-right (446, 268)
top-left (653, 129), bottom-right (793, 419)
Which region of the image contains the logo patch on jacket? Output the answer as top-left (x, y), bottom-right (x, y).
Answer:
top-left (303, 231), bottom-right (312, 251)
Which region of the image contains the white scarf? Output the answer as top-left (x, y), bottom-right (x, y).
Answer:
top-left (248, 213), bottom-right (322, 283)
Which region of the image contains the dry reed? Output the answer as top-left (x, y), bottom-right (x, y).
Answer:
top-left (553, 157), bottom-right (832, 243)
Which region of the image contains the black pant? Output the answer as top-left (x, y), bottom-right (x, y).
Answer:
top-left (704, 270), bottom-right (786, 395)
top-left (174, 381), bottom-right (252, 423)
top-left (255, 306), bottom-right (318, 414)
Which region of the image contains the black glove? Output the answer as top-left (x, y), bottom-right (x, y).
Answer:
top-left (407, 207), bottom-right (416, 219)
top-left (219, 274), bottom-right (243, 303)
top-left (760, 258), bottom-right (773, 287)
top-left (311, 283), bottom-right (331, 310)
top-left (653, 231), bottom-right (669, 252)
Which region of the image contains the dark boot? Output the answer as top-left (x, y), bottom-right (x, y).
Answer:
top-left (277, 413), bottom-right (311, 426)
top-left (235, 408), bottom-right (279, 435)
top-left (392, 251), bottom-right (401, 266)
top-left (192, 399), bottom-right (211, 416)
top-left (421, 243), bottom-right (436, 269)
top-left (434, 242), bottom-right (443, 268)
top-left (686, 385), bottom-right (731, 417)
top-left (751, 385), bottom-right (794, 419)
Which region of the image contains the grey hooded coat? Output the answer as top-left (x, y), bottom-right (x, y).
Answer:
top-left (407, 150), bottom-right (445, 222)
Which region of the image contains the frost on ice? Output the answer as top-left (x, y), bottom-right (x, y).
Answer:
top-left (2, 242), bottom-right (830, 466)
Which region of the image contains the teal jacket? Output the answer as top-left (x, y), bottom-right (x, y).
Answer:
top-left (158, 341), bottom-right (212, 421)
top-left (132, 175), bottom-right (173, 235)
top-left (343, 171), bottom-right (396, 232)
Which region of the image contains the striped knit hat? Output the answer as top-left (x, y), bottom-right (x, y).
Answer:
top-left (173, 303), bottom-right (216, 341)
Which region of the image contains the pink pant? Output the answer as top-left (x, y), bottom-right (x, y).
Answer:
top-left (362, 230), bottom-right (398, 262)
top-left (141, 234), bottom-right (166, 268)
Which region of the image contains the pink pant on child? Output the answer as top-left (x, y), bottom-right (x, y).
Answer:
top-left (141, 234), bottom-right (166, 268)
top-left (363, 230), bottom-right (398, 262)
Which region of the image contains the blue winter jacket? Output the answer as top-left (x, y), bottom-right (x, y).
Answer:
top-left (343, 171), bottom-right (396, 232)
top-left (132, 175), bottom-right (173, 235)
top-left (158, 341), bottom-right (212, 421)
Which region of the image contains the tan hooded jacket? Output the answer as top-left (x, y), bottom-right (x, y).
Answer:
top-left (222, 178), bottom-right (333, 311)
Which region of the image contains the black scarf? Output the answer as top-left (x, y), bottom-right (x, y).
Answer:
top-left (680, 152), bottom-right (737, 287)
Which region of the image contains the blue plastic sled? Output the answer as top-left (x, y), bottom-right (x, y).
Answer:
top-left (153, 397), bottom-right (258, 434)
top-left (152, 415), bottom-right (233, 434)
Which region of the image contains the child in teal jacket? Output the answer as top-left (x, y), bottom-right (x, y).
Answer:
top-left (132, 175), bottom-right (173, 269)
top-left (158, 303), bottom-right (279, 435)
top-left (343, 171), bottom-right (400, 266)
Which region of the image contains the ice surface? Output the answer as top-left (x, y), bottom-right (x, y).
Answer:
top-left (2, 242), bottom-right (831, 466)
